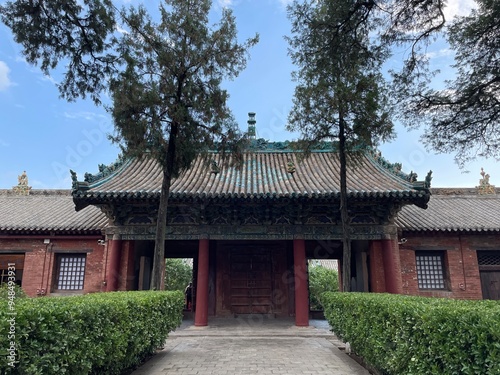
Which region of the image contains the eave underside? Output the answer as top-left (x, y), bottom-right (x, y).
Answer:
top-left (80, 195), bottom-right (427, 241)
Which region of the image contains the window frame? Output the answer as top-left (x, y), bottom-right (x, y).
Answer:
top-left (415, 251), bottom-right (448, 290)
top-left (0, 253), bottom-right (25, 287)
top-left (53, 253), bottom-right (87, 292)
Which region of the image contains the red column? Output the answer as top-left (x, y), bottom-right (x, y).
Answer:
top-left (293, 239), bottom-right (309, 327)
top-left (106, 236), bottom-right (122, 292)
top-left (195, 239), bottom-right (209, 326)
top-left (382, 238), bottom-right (403, 294)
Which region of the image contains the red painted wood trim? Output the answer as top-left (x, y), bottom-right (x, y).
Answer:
top-left (195, 239), bottom-right (209, 326)
top-left (293, 239), bottom-right (309, 327)
top-left (106, 239), bottom-right (122, 292)
top-left (382, 239), bottom-right (403, 294)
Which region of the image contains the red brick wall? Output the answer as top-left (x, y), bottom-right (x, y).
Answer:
top-left (399, 232), bottom-right (496, 299)
top-left (4, 232), bottom-right (495, 300)
top-left (0, 236), bottom-right (105, 297)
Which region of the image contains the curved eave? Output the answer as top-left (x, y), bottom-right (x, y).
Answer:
top-left (399, 227), bottom-right (500, 233)
top-left (73, 189), bottom-right (429, 205)
top-left (0, 228), bottom-right (104, 236)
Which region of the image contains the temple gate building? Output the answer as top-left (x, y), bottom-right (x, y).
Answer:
top-left (1, 142), bottom-right (499, 327)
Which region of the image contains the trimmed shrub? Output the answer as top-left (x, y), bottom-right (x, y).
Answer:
top-left (0, 284), bottom-right (27, 300)
top-left (322, 292), bottom-right (500, 375)
top-left (0, 290), bottom-right (184, 374)
top-left (308, 265), bottom-right (339, 310)
top-left (165, 258), bottom-right (193, 292)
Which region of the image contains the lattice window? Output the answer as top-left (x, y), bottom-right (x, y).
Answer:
top-left (55, 255), bottom-right (86, 290)
top-left (477, 251), bottom-right (500, 266)
top-left (0, 254), bottom-right (24, 286)
top-left (415, 252), bottom-right (446, 289)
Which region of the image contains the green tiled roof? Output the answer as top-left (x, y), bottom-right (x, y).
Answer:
top-left (73, 150), bottom-right (430, 209)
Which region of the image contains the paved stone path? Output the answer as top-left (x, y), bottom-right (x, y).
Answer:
top-left (130, 317), bottom-right (370, 375)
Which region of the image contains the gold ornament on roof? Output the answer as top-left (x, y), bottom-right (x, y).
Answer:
top-left (476, 168), bottom-right (495, 195)
top-left (13, 171), bottom-right (32, 195)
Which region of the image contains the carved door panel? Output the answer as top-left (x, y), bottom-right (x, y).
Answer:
top-left (480, 272), bottom-right (500, 300)
top-left (230, 249), bottom-right (272, 314)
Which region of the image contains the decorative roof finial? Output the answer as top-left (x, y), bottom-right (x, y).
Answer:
top-left (70, 170), bottom-right (78, 190)
top-left (477, 168), bottom-right (495, 194)
top-left (210, 159), bottom-right (220, 175)
top-left (12, 171), bottom-right (32, 196)
top-left (424, 170), bottom-right (433, 188)
top-left (247, 112), bottom-right (256, 140)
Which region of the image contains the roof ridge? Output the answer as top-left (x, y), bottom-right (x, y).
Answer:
top-left (365, 149), bottom-right (429, 191)
top-left (82, 154), bottom-right (128, 185)
top-left (431, 187), bottom-right (500, 196)
top-left (71, 154), bottom-right (132, 192)
top-left (0, 189), bottom-right (72, 196)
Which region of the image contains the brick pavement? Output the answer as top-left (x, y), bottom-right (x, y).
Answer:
top-left (130, 317), bottom-right (370, 375)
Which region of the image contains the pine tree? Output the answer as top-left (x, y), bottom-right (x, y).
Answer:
top-left (0, 0), bottom-right (258, 290)
top-left (397, 0), bottom-right (500, 165)
top-left (287, 0), bottom-right (394, 291)
top-left (108, 0), bottom-right (257, 289)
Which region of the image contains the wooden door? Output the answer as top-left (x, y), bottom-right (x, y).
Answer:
top-left (478, 251), bottom-right (500, 300)
top-left (230, 249), bottom-right (272, 314)
top-left (480, 271), bottom-right (500, 300)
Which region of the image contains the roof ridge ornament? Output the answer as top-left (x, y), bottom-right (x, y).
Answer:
top-left (83, 154), bottom-right (126, 184)
top-left (247, 112), bottom-right (256, 140)
top-left (245, 139), bottom-right (335, 152)
top-left (477, 168), bottom-right (495, 194)
top-left (287, 159), bottom-right (296, 174)
top-left (12, 170), bottom-right (31, 195)
top-left (368, 149), bottom-right (417, 183)
top-left (210, 159), bottom-right (220, 174)
top-left (70, 170), bottom-right (89, 193)
top-left (424, 170), bottom-right (433, 189)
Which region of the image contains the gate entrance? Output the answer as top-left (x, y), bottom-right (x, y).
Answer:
top-left (230, 249), bottom-right (273, 314)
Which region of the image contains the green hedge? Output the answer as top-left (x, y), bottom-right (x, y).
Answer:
top-left (0, 290), bottom-right (184, 374)
top-left (322, 292), bottom-right (500, 375)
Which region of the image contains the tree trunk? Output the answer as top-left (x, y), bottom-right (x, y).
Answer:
top-left (150, 123), bottom-right (178, 290)
top-left (339, 115), bottom-right (352, 292)
top-left (150, 168), bottom-right (171, 290)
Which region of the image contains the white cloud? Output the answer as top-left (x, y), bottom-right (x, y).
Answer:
top-left (218, 0), bottom-right (233, 7)
top-left (63, 111), bottom-right (108, 121)
top-left (115, 24), bottom-right (129, 34)
top-left (445, 0), bottom-right (477, 20)
top-left (0, 61), bottom-right (13, 91)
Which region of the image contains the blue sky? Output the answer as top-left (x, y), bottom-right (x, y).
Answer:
top-left (0, 0), bottom-right (496, 190)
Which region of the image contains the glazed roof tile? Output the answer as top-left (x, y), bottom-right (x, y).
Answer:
top-left (0, 190), bottom-right (107, 234)
top-left (73, 152), bottom-right (429, 206)
top-left (396, 188), bottom-right (500, 232)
